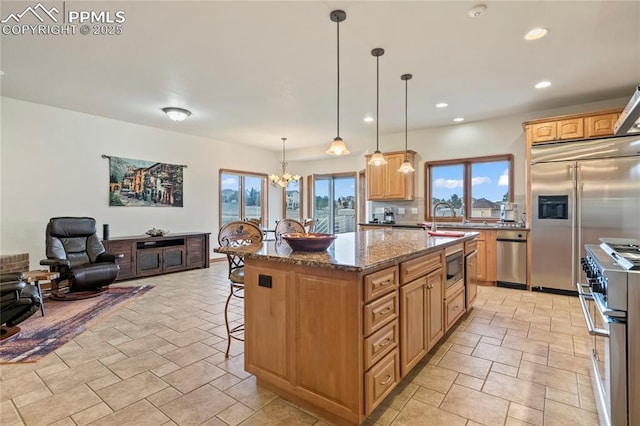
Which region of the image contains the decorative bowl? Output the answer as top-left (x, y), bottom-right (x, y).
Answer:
top-left (146, 228), bottom-right (168, 237)
top-left (281, 232), bottom-right (337, 252)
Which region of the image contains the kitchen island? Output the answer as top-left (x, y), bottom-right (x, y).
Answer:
top-left (215, 229), bottom-right (477, 425)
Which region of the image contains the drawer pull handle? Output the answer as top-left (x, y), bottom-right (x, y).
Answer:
top-left (380, 375), bottom-right (393, 385)
top-left (378, 279), bottom-right (392, 286)
top-left (377, 337), bottom-right (392, 348)
top-left (379, 307), bottom-right (392, 315)
top-left (453, 305), bottom-right (460, 310)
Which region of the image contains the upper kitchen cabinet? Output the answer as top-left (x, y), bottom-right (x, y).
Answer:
top-left (524, 108), bottom-right (622, 144)
top-left (366, 151), bottom-right (416, 201)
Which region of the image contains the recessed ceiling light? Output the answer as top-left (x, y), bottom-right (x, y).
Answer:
top-left (363, 116), bottom-right (374, 123)
top-left (468, 4), bottom-right (487, 18)
top-left (453, 117), bottom-right (465, 122)
top-left (524, 28), bottom-right (548, 41)
top-left (535, 81), bottom-right (551, 89)
top-left (436, 103), bottom-right (448, 108)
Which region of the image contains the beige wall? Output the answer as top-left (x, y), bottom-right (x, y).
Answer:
top-left (1, 95), bottom-right (627, 267)
top-left (0, 97), bottom-right (283, 268)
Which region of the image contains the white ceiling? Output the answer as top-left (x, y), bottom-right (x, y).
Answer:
top-left (2, 1), bottom-right (639, 158)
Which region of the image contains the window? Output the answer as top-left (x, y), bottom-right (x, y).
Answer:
top-left (219, 170), bottom-right (267, 227)
top-left (312, 173), bottom-right (357, 234)
top-left (425, 155), bottom-right (513, 221)
top-left (282, 179), bottom-right (303, 221)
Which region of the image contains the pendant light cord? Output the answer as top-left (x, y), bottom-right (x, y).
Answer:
top-left (336, 17), bottom-right (340, 138)
top-left (404, 78), bottom-right (408, 161)
top-left (376, 54), bottom-right (380, 151)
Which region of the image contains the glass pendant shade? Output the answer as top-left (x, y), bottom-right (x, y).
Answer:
top-left (398, 159), bottom-right (415, 174)
top-left (270, 138), bottom-right (301, 188)
top-left (326, 137), bottom-right (350, 155)
top-left (369, 151), bottom-right (386, 166)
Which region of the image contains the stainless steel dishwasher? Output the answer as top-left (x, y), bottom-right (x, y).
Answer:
top-left (496, 229), bottom-right (527, 290)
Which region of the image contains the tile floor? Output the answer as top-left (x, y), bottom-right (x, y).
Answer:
top-left (0, 263), bottom-right (602, 426)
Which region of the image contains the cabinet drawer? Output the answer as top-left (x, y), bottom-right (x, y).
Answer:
top-left (364, 320), bottom-right (398, 370)
top-left (445, 286), bottom-right (465, 332)
top-left (365, 349), bottom-right (399, 415)
top-left (364, 266), bottom-right (398, 303)
top-left (400, 252), bottom-right (442, 284)
top-left (364, 291), bottom-right (398, 336)
top-left (464, 240), bottom-right (477, 255)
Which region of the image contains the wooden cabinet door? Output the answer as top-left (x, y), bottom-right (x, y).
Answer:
top-left (586, 113), bottom-right (619, 138)
top-left (162, 246), bottom-right (185, 272)
top-left (137, 248), bottom-right (162, 276)
top-left (529, 122), bottom-right (557, 143)
top-left (366, 161), bottom-right (387, 200)
top-left (400, 277), bottom-right (427, 377)
top-left (186, 235), bottom-right (205, 268)
top-left (557, 118), bottom-right (584, 140)
top-left (426, 268), bottom-right (444, 350)
top-left (385, 154), bottom-right (406, 200)
top-left (476, 240), bottom-right (487, 281)
top-left (103, 240), bottom-right (135, 280)
top-left (465, 251), bottom-right (478, 309)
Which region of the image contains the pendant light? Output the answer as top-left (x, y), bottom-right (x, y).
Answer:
top-left (269, 138), bottom-right (301, 188)
top-left (368, 48), bottom-right (387, 166)
top-left (398, 74), bottom-right (416, 174)
top-left (326, 10), bottom-right (350, 156)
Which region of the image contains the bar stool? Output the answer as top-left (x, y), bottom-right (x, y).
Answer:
top-left (218, 221), bottom-right (264, 358)
top-left (274, 219), bottom-right (305, 240)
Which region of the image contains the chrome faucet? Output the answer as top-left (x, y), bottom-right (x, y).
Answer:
top-left (431, 201), bottom-right (456, 232)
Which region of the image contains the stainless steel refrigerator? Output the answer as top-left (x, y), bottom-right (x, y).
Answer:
top-left (530, 135), bottom-right (640, 293)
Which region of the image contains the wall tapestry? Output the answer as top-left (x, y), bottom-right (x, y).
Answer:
top-left (106, 155), bottom-right (184, 207)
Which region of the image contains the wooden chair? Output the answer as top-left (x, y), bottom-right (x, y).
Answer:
top-left (217, 221), bottom-right (264, 357)
top-left (275, 219), bottom-right (305, 240)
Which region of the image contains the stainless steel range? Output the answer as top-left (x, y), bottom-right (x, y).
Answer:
top-left (579, 238), bottom-right (639, 426)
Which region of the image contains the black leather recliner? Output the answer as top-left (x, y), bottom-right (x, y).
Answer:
top-left (1, 272), bottom-right (42, 340)
top-left (40, 217), bottom-right (121, 300)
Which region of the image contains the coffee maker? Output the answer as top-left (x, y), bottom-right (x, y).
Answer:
top-left (383, 208), bottom-right (395, 224)
top-left (500, 202), bottom-right (518, 222)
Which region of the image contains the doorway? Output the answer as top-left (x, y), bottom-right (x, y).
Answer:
top-left (312, 173), bottom-right (357, 234)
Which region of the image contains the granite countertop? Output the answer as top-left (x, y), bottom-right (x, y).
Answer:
top-left (359, 222), bottom-right (530, 231)
top-left (214, 229), bottom-right (477, 272)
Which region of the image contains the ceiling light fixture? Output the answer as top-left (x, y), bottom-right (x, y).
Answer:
top-left (535, 80), bottom-right (551, 89)
top-left (468, 4), bottom-right (487, 18)
top-left (524, 28), bottom-right (548, 40)
top-left (368, 48), bottom-right (387, 166)
top-left (453, 117), bottom-right (465, 122)
top-left (398, 74), bottom-right (415, 174)
top-left (269, 137), bottom-right (301, 188)
top-left (162, 107), bottom-right (191, 122)
top-left (326, 10), bottom-right (350, 156)
top-left (436, 102), bottom-right (448, 108)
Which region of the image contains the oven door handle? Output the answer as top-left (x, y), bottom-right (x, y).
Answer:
top-left (576, 282), bottom-right (610, 338)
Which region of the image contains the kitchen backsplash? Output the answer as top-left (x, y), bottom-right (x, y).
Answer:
top-left (370, 195), bottom-right (526, 224)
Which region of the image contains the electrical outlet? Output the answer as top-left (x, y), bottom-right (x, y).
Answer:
top-left (258, 274), bottom-right (272, 288)
top-left (411, 208), bottom-right (418, 214)
top-left (398, 208), bottom-right (405, 215)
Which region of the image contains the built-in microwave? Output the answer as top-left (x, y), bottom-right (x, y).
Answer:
top-left (445, 251), bottom-right (464, 288)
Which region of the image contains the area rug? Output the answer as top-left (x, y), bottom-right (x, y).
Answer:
top-left (0, 285), bottom-right (153, 364)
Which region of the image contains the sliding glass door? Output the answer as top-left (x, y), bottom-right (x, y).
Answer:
top-left (313, 173), bottom-right (357, 234)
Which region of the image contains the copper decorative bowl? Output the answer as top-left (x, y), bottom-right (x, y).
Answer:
top-left (281, 232), bottom-right (337, 252)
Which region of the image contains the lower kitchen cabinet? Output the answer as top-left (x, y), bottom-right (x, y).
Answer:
top-left (465, 250), bottom-right (478, 308)
top-left (447, 229), bottom-right (496, 284)
top-left (445, 280), bottom-right (465, 331)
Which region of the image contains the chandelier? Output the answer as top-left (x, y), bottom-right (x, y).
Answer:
top-left (270, 137), bottom-right (301, 188)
